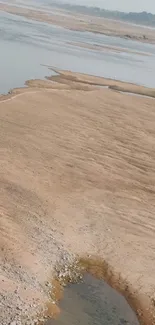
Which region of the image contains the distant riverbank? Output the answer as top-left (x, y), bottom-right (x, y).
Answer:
top-left (1, 2), bottom-right (155, 44)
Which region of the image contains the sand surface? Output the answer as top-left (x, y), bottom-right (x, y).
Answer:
top-left (0, 70), bottom-right (155, 325)
top-left (1, 3), bottom-right (155, 43)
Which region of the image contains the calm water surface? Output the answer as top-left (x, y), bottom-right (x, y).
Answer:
top-left (1, 10), bottom-right (155, 93)
top-left (45, 274), bottom-right (140, 325)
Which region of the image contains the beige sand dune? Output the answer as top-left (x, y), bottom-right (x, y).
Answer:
top-left (0, 71), bottom-right (155, 324)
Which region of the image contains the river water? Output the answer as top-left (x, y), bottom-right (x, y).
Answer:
top-left (1, 8), bottom-right (155, 94)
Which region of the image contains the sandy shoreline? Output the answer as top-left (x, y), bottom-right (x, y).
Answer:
top-left (0, 70), bottom-right (155, 325)
top-left (1, 3), bottom-right (155, 43)
top-left (1, 68), bottom-right (155, 102)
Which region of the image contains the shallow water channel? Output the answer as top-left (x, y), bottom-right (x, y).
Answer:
top-left (45, 273), bottom-right (139, 325)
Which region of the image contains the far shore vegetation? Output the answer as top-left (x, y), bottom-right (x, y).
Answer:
top-left (51, 2), bottom-right (155, 27)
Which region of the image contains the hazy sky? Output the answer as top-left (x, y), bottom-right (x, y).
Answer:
top-left (64, 0), bottom-right (155, 13)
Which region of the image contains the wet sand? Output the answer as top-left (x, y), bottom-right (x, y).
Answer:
top-left (1, 2), bottom-right (155, 43)
top-left (0, 70), bottom-right (155, 325)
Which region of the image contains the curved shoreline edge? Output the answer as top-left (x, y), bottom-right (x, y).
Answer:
top-left (0, 68), bottom-right (155, 325)
top-left (0, 67), bottom-right (155, 102)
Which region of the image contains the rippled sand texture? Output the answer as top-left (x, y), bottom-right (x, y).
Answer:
top-left (0, 71), bottom-right (155, 324)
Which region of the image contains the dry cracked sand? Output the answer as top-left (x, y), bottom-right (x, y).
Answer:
top-left (0, 70), bottom-right (155, 325)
